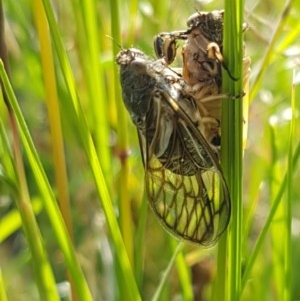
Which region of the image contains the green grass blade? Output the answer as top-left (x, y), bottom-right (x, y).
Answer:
top-left (222, 0), bottom-right (245, 300)
top-left (249, 0), bottom-right (294, 101)
top-left (134, 192), bottom-right (148, 288)
top-left (0, 269), bottom-right (8, 301)
top-left (32, 0), bottom-right (74, 242)
top-left (71, 0), bottom-right (112, 185)
top-left (212, 234), bottom-right (228, 301)
top-left (241, 141), bottom-right (300, 292)
top-left (151, 241), bottom-right (184, 301)
top-left (283, 70), bottom-right (296, 301)
top-left (173, 243), bottom-right (193, 301)
top-left (2, 0), bottom-right (299, 300)
top-left (0, 197), bottom-right (42, 242)
top-left (110, 0), bottom-right (134, 270)
top-left (39, 0), bottom-right (141, 299)
top-left (0, 61), bottom-right (93, 301)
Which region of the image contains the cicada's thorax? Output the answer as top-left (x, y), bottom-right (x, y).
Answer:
top-left (117, 49), bottom-right (157, 131)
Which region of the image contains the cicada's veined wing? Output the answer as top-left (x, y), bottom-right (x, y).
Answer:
top-left (139, 89), bottom-right (230, 246)
top-left (145, 163), bottom-right (230, 245)
top-left (116, 47), bottom-right (231, 245)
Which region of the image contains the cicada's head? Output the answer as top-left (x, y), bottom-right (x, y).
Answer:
top-left (186, 10), bottom-right (224, 45)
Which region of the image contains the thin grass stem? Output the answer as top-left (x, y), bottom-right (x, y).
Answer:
top-left (222, 0), bottom-right (245, 300)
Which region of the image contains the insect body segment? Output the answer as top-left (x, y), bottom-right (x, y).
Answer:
top-left (154, 10), bottom-right (250, 147)
top-left (186, 10), bottom-right (224, 45)
top-left (116, 48), bottom-right (231, 245)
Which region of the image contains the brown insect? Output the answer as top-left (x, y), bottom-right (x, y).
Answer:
top-left (116, 48), bottom-right (230, 245)
top-left (154, 10), bottom-right (250, 146)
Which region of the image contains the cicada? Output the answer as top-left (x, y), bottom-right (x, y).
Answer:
top-left (154, 10), bottom-right (225, 96)
top-left (154, 10), bottom-right (251, 147)
top-left (116, 48), bottom-right (230, 245)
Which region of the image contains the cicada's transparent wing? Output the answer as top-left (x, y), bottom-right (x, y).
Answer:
top-left (145, 159), bottom-right (230, 245)
top-left (139, 91), bottom-right (230, 246)
top-left (117, 47), bottom-right (231, 245)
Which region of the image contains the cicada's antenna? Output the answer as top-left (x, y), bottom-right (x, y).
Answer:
top-left (106, 35), bottom-right (124, 51)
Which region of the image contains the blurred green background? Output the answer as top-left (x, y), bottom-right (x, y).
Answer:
top-left (0, 0), bottom-right (300, 300)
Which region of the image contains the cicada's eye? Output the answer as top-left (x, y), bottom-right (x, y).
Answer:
top-left (153, 35), bottom-right (165, 58)
top-left (153, 35), bottom-right (177, 65)
top-left (186, 12), bottom-right (201, 27)
top-left (164, 38), bottom-right (177, 64)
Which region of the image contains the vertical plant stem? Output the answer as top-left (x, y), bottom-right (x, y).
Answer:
top-left (6, 87), bottom-right (60, 301)
top-left (32, 0), bottom-right (73, 244)
top-left (1, 2), bottom-right (60, 298)
top-left (32, 0), bottom-right (78, 299)
top-left (0, 61), bottom-right (92, 301)
top-left (39, 0), bottom-right (140, 299)
top-left (110, 1), bottom-right (134, 297)
top-left (0, 269), bottom-right (8, 301)
top-left (151, 242), bottom-right (184, 301)
top-left (173, 242), bottom-right (193, 301)
top-left (213, 234), bottom-right (227, 301)
top-left (284, 72), bottom-right (295, 301)
top-left (12, 149), bottom-right (60, 301)
top-left (241, 145), bottom-right (300, 294)
top-left (110, 0), bottom-right (134, 266)
top-left (222, 0), bottom-right (244, 300)
top-left (81, 0), bottom-right (112, 189)
top-left (249, 0), bottom-right (294, 101)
